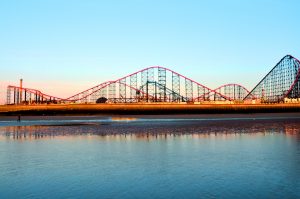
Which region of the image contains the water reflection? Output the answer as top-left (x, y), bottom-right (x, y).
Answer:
top-left (1, 117), bottom-right (300, 199)
top-left (0, 118), bottom-right (299, 140)
top-left (110, 117), bottom-right (137, 121)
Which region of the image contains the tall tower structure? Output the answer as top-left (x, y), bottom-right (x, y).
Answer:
top-left (19, 79), bottom-right (23, 104)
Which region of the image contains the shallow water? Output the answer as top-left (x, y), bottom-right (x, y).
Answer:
top-left (0, 115), bottom-right (300, 198)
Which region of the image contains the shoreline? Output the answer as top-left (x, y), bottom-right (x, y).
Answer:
top-left (1, 113), bottom-right (300, 138)
top-left (1, 112), bottom-right (300, 120)
top-left (1, 103), bottom-right (300, 116)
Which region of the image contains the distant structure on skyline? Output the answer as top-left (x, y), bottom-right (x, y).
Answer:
top-left (5, 55), bottom-right (300, 105)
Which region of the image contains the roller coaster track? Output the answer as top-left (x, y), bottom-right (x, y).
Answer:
top-left (6, 55), bottom-right (300, 104)
top-left (193, 84), bottom-right (253, 101)
top-left (244, 55), bottom-right (300, 103)
top-left (63, 66), bottom-right (231, 103)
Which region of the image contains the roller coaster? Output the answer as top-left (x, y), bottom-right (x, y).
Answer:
top-left (6, 55), bottom-right (300, 105)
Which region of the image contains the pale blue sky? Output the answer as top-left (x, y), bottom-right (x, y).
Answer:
top-left (0, 0), bottom-right (300, 103)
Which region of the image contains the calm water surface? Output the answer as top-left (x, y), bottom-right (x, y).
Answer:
top-left (0, 115), bottom-right (300, 198)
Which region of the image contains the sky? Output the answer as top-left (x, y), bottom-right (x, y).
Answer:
top-left (0, 0), bottom-right (300, 104)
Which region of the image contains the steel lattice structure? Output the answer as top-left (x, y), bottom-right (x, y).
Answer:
top-left (7, 67), bottom-right (230, 104)
top-left (193, 84), bottom-right (252, 102)
top-left (63, 66), bottom-right (231, 103)
top-left (6, 86), bottom-right (67, 105)
top-left (244, 55), bottom-right (300, 103)
top-left (6, 55), bottom-right (300, 105)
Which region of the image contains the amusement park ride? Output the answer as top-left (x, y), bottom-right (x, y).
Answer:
top-left (6, 55), bottom-right (300, 105)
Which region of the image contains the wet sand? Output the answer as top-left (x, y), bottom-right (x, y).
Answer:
top-left (1, 112), bottom-right (300, 122)
top-left (1, 103), bottom-right (300, 116)
top-left (1, 113), bottom-right (300, 139)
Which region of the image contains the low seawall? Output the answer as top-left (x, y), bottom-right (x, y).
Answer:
top-left (1, 104), bottom-right (300, 115)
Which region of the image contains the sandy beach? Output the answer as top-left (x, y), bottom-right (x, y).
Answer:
top-left (1, 103), bottom-right (300, 116)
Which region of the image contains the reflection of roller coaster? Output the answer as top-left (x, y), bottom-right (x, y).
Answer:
top-left (6, 55), bottom-right (300, 104)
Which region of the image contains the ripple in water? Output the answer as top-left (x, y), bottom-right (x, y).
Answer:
top-left (0, 116), bottom-right (299, 198)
